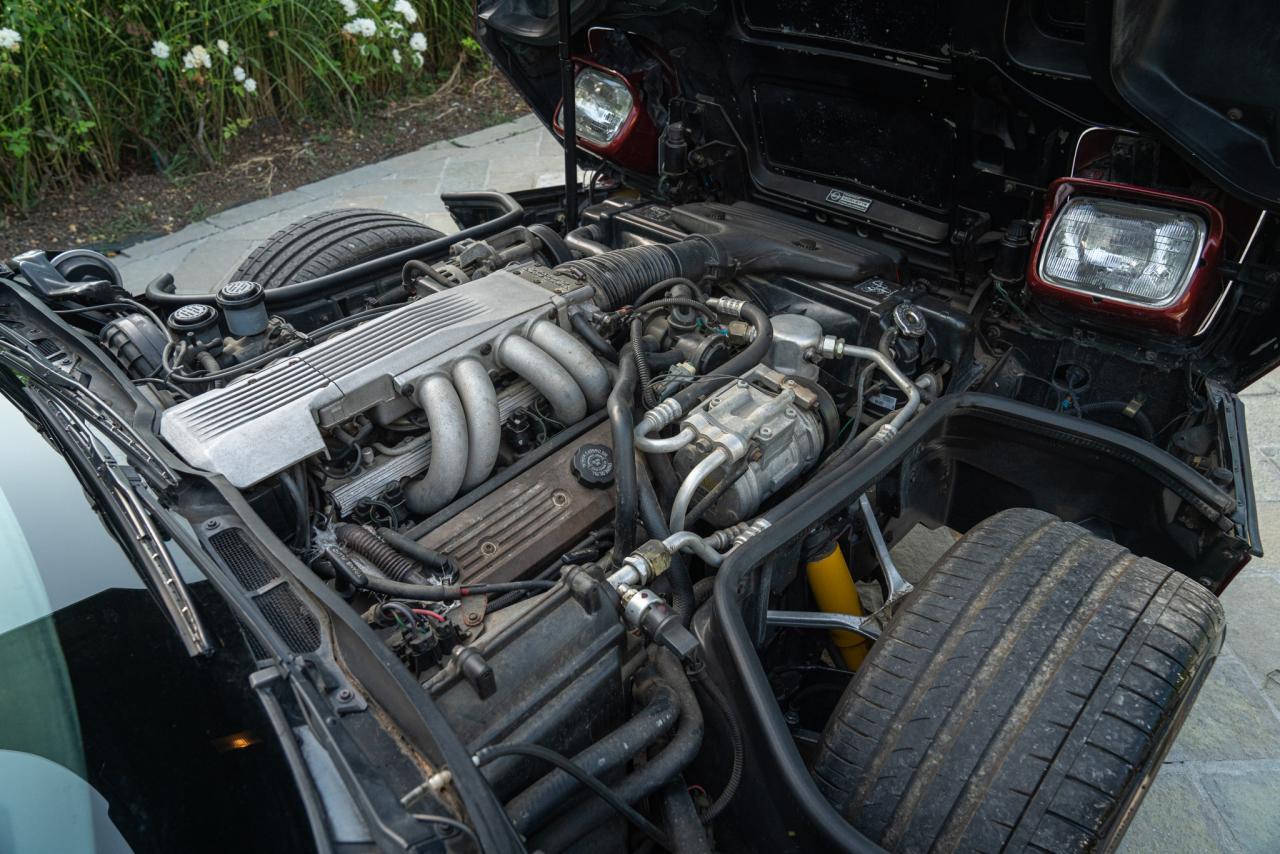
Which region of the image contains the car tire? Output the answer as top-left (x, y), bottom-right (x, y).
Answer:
top-left (229, 208), bottom-right (444, 288)
top-left (811, 507), bottom-right (1225, 853)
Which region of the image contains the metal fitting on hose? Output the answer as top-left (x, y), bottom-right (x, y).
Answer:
top-left (707, 296), bottom-right (746, 317)
top-left (634, 399), bottom-right (695, 454)
top-left (618, 586), bottom-right (699, 661)
top-left (606, 539), bottom-right (672, 589)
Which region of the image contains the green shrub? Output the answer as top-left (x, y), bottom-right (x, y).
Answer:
top-left (0, 0), bottom-right (472, 210)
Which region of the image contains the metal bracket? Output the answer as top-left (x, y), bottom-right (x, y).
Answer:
top-left (766, 610), bottom-right (880, 641)
top-left (858, 494), bottom-right (914, 604)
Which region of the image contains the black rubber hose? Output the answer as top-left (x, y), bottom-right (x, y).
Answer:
top-left (633, 297), bottom-right (718, 321)
top-left (631, 317), bottom-right (657, 409)
top-left (692, 576), bottom-right (715, 607)
top-left (1080, 401), bottom-right (1156, 441)
top-left (528, 222), bottom-right (573, 266)
top-left (532, 649), bottom-right (704, 852)
top-left (474, 744), bottom-right (670, 850)
top-left (689, 665), bottom-right (744, 823)
top-left (334, 523), bottom-right (427, 584)
top-left (282, 466), bottom-right (310, 552)
top-left (660, 777), bottom-right (714, 854)
top-left (632, 276), bottom-right (702, 309)
top-left (669, 302), bottom-right (773, 414)
top-left (647, 448), bottom-right (681, 512)
top-left (375, 527), bottom-right (457, 576)
top-left (556, 241), bottom-right (710, 310)
top-left (609, 345), bottom-right (640, 564)
top-left (505, 678), bottom-right (681, 835)
top-left (637, 465), bottom-right (695, 626)
top-left (402, 258), bottom-right (453, 293)
top-left (144, 191), bottom-right (523, 306)
top-left (556, 232), bottom-right (870, 311)
top-left (569, 311), bottom-right (619, 363)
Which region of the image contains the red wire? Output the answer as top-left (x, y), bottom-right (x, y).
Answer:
top-left (411, 608), bottom-right (447, 622)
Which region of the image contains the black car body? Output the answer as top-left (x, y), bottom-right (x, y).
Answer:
top-left (2, 1), bottom-right (1278, 852)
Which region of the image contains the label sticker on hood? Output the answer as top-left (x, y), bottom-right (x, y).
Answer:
top-left (826, 189), bottom-right (873, 213)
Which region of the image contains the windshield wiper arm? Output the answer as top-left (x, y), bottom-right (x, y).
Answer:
top-left (0, 330), bottom-right (179, 492)
top-left (31, 387), bottom-right (212, 656)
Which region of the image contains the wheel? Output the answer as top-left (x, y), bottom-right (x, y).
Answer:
top-left (811, 507), bottom-right (1225, 853)
top-left (230, 208), bottom-right (444, 288)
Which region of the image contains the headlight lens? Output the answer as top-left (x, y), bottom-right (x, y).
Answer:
top-left (1038, 196), bottom-right (1207, 306)
top-left (564, 68), bottom-right (634, 146)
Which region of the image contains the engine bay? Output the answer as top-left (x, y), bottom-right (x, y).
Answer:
top-left (0, 166), bottom-right (1262, 853)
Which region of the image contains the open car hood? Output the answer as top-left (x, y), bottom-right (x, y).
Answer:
top-left (478, 0), bottom-right (1280, 212)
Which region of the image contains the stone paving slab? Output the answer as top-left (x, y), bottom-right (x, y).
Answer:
top-left (111, 112), bottom-right (1279, 852)
top-left (114, 112), bottom-right (579, 295)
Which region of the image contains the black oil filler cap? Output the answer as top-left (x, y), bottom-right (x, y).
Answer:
top-left (571, 443), bottom-right (614, 489)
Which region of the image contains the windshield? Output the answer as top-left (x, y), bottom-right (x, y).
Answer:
top-left (0, 393), bottom-right (311, 853)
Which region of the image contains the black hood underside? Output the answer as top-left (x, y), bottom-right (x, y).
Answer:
top-left (479, 0), bottom-right (1280, 216)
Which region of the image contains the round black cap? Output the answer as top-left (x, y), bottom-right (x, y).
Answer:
top-left (571, 443), bottom-right (615, 488)
top-left (217, 280), bottom-right (264, 307)
top-left (167, 303), bottom-right (218, 332)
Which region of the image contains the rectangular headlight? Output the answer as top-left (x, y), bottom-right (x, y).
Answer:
top-left (1038, 196), bottom-right (1207, 307)
top-left (559, 67), bottom-right (635, 146)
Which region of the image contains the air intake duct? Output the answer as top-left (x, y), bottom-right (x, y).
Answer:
top-left (555, 233), bottom-right (872, 310)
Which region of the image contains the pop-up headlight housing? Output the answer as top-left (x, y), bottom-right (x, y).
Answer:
top-left (554, 61), bottom-right (658, 173)
top-left (1028, 178), bottom-right (1224, 335)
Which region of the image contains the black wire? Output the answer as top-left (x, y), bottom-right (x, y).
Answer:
top-left (54, 302), bottom-right (141, 316)
top-left (473, 743), bottom-right (670, 849)
top-left (632, 317), bottom-right (658, 409)
top-left (632, 297), bottom-right (718, 321)
top-left (132, 376), bottom-right (190, 399)
top-left (686, 456), bottom-right (749, 526)
top-left (631, 277), bottom-right (703, 309)
top-left (954, 50), bottom-right (1100, 128)
top-left (166, 305), bottom-right (395, 385)
top-left (409, 813), bottom-right (482, 851)
top-left (379, 600), bottom-right (421, 631)
top-left (689, 667), bottom-right (744, 823)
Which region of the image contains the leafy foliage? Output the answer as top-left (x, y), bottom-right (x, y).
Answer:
top-left (0, 0), bottom-right (471, 209)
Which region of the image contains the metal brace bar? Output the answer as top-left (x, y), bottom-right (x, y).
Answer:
top-left (858, 493), bottom-right (914, 604)
top-left (766, 609), bottom-right (881, 641)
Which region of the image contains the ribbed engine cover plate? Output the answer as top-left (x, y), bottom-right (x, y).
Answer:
top-left (160, 270), bottom-right (554, 487)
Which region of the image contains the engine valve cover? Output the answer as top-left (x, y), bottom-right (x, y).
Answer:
top-left (160, 271), bottom-right (557, 487)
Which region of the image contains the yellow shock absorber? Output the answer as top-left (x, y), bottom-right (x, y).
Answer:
top-left (805, 543), bottom-right (870, 670)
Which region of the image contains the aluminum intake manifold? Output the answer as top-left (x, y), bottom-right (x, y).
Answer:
top-left (160, 270), bottom-right (607, 498)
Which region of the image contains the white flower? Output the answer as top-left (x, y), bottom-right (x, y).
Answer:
top-left (233, 65), bottom-right (246, 83)
top-left (0, 28), bottom-right (22, 53)
top-left (216, 39), bottom-right (230, 56)
top-left (387, 21), bottom-right (404, 38)
top-left (392, 48), bottom-right (402, 64)
top-left (393, 0), bottom-right (419, 24)
top-left (337, 0), bottom-right (358, 17)
top-left (150, 40), bottom-right (171, 60)
top-left (342, 17), bottom-right (377, 38)
top-left (243, 77), bottom-right (258, 94)
top-left (409, 31), bottom-right (427, 52)
top-left (412, 52), bottom-right (424, 68)
top-left (182, 44), bottom-right (212, 70)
